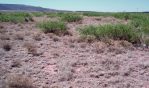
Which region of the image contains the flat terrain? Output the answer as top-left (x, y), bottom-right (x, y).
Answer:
top-left (0, 15), bottom-right (149, 88)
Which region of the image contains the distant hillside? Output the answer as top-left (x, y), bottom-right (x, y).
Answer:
top-left (0, 4), bottom-right (57, 12)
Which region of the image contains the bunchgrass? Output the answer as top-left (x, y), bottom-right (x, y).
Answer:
top-left (79, 24), bottom-right (141, 44)
top-left (37, 21), bottom-right (67, 35)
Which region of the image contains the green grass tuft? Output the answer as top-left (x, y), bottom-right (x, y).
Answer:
top-left (37, 21), bottom-right (67, 35)
top-left (79, 24), bottom-right (141, 44)
top-left (61, 13), bottom-right (82, 22)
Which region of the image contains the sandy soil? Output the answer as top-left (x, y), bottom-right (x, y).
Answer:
top-left (0, 17), bottom-right (149, 88)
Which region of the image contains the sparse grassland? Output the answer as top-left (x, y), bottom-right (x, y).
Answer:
top-left (46, 12), bottom-right (82, 22)
top-left (37, 20), bottom-right (67, 35)
top-left (81, 12), bottom-right (149, 46)
top-left (0, 11), bottom-right (149, 46)
top-left (0, 12), bottom-right (33, 23)
top-left (1, 11), bottom-right (149, 88)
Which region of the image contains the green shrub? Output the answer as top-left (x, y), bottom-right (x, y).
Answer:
top-left (61, 13), bottom-right (82, 22)
top-left (37, 21), bottom-right (67, 34)
top-left (79, 24), bottom-right (141, 43)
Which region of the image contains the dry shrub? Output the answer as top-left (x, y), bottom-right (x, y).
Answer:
top-left (33, 35), bottom-right (42, 41)
top-left (6, 74), bottom-right (35, 88)
top-left (32, 33), bottom-right (42, 41)
top-left (78, 35), bottom-right (96, 43)
top-left (24, 43), bottom-right (38, 56)
top-left (63, 30), bottom-right (73, 36)
top-left (94, 42), bottom-right (106, 54)
top-left (101, 38), bottom-right (114, 46)
top-left (107, 46), bottom-right (125, 54)
top-left (47, 33), bottom-right (55, 38)
top-left (52, 36), bottom-right (60, 42)
top-left (118, 40), bottom-right (133, 49)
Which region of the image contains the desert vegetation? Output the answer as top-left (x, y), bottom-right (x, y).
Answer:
top-left (37, 20), bottom-right (67, 35)
top-left (61, 13), bottom-right (82, 22)
top-left (79, 24), bottom-right (140, 44)
top-left (0, 11), bottom-right (149, 88)
top-left (0, 12), bottom-right (33, 23)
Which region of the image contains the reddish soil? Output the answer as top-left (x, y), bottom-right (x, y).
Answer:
top-left (0, 17), bottom-right (149, 88)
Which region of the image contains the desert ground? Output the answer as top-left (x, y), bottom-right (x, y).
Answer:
top-left (0, 13), bottom-right (149, 88)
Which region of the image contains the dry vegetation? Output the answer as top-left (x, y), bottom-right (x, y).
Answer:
top-left (6, 74), bottom-right (35, 88)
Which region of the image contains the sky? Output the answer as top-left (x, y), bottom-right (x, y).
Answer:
top-left (0, 0), bottom-right (148, 12)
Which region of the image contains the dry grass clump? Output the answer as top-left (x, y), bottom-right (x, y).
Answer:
top-left (78, 35), bottom-right (96, 43)
top-left (24, 43), bottom-right (39, 56)
top-left (118, 40), bottom-right (133, 49)
top-left (6, 74), bottom-right (35, 88)
top-left (52, 36), bottom-right (60, 42)
top-left (32, 33), bottom-right (42, 41)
